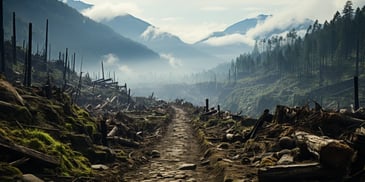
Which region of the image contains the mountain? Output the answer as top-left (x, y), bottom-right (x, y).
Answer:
top-left (3, 0), bottom-right (160, 72)
top-left (195, 14), bottom-right (312, 60)
top-left (199, 14), bottom-right (269, 43)
top-left (65, 0), bottom-right (93, 11)
top-left (100, 14), bottom-right (223, 72)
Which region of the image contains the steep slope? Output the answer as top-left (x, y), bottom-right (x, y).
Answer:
top-left (3, 0), bottom-right (160, 71)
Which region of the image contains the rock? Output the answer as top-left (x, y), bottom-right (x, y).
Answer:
top-left (151, 150), bottom-right (161, 158)
top-left (178, 163), bottom-right (197, 170)
top-left (279, 136), bottom-right (296, 149)
top-left (277, 154), bottom-right (294, 165)
top-left (91, 164), bottom-right (109, 170)
top-left (241, 157), bottom-right (251, 165)
top-left (22, 174), bottom-right (44, 182)
top-left (217, 142), bottom-right (230, 149)
top-left (187, 178), bottom-right (197, 182)
top-left (201, 159), bottom-right (210, 166)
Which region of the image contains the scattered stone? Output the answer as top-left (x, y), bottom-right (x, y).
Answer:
top-left (217, 142), bottom-right (230, 149)
top-left (151, 150), bottom-right (161, 158)
top-left (187, 178), bottom-right (197, 182)
top-left (175, 174), bottom-right (187, 179)
top-left (178, 163), bottom-right (197, 170)
top-left (241, 157), bottom-right (251, 165)
top-left (91, 164), bottom-right (109, 170)
top-left (201, 159), bottom-right (210, 166)
top-left (22, 174), bottom-right (44, 182)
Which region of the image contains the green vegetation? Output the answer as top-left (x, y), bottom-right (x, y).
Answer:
top-left (0, 127), bottom-right (92, 176)
top-left (215, 1), bottom-right (365, 116)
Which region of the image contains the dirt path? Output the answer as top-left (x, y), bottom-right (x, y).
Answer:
top-left (123, 106), bottom-right (213, 182)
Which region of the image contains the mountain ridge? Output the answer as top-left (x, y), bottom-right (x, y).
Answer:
top-left (4, 0), bottom-right (161, 71)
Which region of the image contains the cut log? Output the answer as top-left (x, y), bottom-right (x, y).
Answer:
top-left (294, 131), bottom-right (354, 170)
top-left (107, 126), bottom-right (118, 137)
top-left (258, 163), bottom-right (344, 181)
top-left (0, 142), bottom-right (59, 168)
top-left (107, 137), bottom-right (140, 148)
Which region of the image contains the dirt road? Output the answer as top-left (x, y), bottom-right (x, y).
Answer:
top-left (123, 106), bottom-right (215, 182)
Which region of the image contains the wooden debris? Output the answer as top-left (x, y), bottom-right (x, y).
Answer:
top-left (0, 142), bottom-right (60, 167)
top-left (295, 131), bottom-right (354, 170)
top-left (107, 137), bottom-right (140, 148)
top-left (258, 163), bottom-right (344, 181)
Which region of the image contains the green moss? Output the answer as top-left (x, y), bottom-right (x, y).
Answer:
top-left (0, 162), bottom-right (22, 181)
top-left (8, 129), bottom-right (92, 176)
top-left (25, 138), bottom-right (47, 152)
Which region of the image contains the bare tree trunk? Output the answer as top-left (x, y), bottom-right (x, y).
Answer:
top-left (12, 12), bottom-right (16, 64)
top-left (26, 23), bottom-right (32, 87)
top-left (0, 0), bottom-right (5, 75)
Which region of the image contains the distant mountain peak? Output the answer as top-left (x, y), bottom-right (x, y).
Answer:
top-left (64, 0), bottom-right (93, 11)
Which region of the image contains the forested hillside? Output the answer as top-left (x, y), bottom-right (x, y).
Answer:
top-left (230, 1), bottom-right (364, 85)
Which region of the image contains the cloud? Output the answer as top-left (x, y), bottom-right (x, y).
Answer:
top-left (160, 53), bottom-right (182, 68)
top-left (201, 6), bottom-right (227, 12)
top-left (203, 33), bottom-right (255, 47)
top-left (118, 65), bottom-right (134, 75)
top-left (102, 53), bottom-right (119, 65)
top-left (141, 26), bottom-right (170, 40)
top-left (81, 2), bottom-right (141, 21)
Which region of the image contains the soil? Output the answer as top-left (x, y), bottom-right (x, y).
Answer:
top-left (123, 106), bottom-right (219, 182)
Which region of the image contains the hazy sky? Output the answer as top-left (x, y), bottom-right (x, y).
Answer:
top-left (81, 0), bottom-right (365, 43)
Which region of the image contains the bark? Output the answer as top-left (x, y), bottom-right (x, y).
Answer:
top-left (295, 131), bottom-right (354, 170)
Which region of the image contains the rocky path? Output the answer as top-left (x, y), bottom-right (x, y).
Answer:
top-left (123, 106), bottom-right (214, 182)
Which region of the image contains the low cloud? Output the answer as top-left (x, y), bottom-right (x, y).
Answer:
top-left (160, 53), bottom-right (182, 68)
top-left (100, 53), bottom-right (134, 76)
top-left (118, 65), bottom-right (134, 75)
top-left (203, 33), bottom-right (255, 47)
top-left (81, 2), bottom-right (141, 21)
top-left (141, 26), bottom-right (169, 40)
top-left (102, 53), bottom-right (118, 65)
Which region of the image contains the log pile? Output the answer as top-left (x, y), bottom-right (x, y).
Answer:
top-left (196, 101), bottom-right (365, 181)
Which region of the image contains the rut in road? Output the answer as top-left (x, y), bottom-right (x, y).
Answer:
top-left (123, 106), bottom-right (215, 182)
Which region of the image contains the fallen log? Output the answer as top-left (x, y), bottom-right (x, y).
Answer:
top-left (294, 131), bottom-right (354, 170)
top-left (107, 137), bottom-right (140, 148)
top-left (258, 162), bottom-right (344, 181)
top-left (0, 142), bottom-right (60, 168)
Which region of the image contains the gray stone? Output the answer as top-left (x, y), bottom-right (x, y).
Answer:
top-left (178, 163), bottom-right (197, 170)
top-left (91, 164), bottom-right (109, 170)
top-left (201, 159), bottom-right (210, 166)
top-left (22, 174), bottom-right (44, 182)
top-left (151, 150), bottom-right (161, 158)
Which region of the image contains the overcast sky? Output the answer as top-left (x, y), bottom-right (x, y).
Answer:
top-left (80, 0), bottom-right (365, 43)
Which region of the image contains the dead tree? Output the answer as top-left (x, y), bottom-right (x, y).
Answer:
top-left (25, 23), bottom-right (32, 87)
top-left (63, 48), bottom-right (68, 89)
top-left (0, 0), bottom-right (5, 75)
top-left (44, 19), bottom-right (48, 70)
top-left (12, 12), bottom-right (16, 64)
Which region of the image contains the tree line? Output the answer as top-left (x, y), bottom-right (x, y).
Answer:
top-left (229, 1), bottom-right (365, 86)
